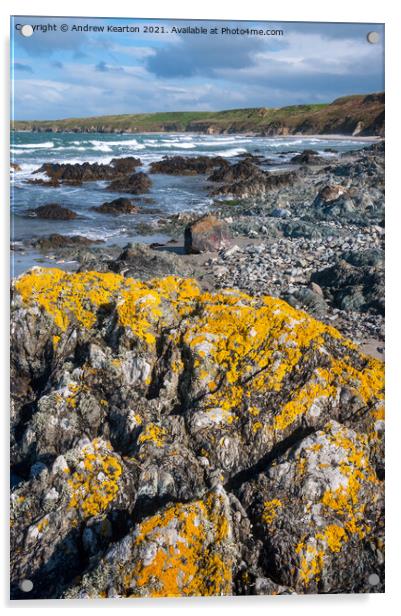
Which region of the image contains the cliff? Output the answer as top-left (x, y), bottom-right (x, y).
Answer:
top-left (12, 92), bottom-right (384, 137)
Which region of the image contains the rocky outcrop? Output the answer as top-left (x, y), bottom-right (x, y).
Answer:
top-left (92, 197), bottom-right (140, 215)
top-left (290, 150), bottom-right (326, 165)
top-left (10, 268), bottom-right (384, 598)
top-left (184, 215), bottom-right (232, 253)
top-left (311, 251), bottom-right (384, 315)
top-left (209, 159), bottom-right (296, 199)
top-left (106, 172), bottom-right (152, 194)
top-left (79, 243), bottom-right (196, 280)
top-left (32, 234), bottom-right (103, 250)
top-left (34, 157), bottom-right (142, 184)
top-left (27, 203), bottom-right (77, 220)
top-left (150, 155), bottom-right (228, 176)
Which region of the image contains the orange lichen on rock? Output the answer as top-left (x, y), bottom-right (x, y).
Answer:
top-left (126, 489), bottom-right (233, 597)
top-left (15, 268), bottom-right (384, 433)
top-left (68, 439), bottom-right (122, 518)
top-left (262, 499), bottom-right (282, 524)
top-left (292, 422), bottom-right (381, 588)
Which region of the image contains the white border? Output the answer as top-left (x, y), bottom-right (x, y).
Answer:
top-left (1, 0), bottom-right (400, 613)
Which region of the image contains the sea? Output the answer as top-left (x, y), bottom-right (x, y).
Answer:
top-left (11, 131), bottom-right (374, 276)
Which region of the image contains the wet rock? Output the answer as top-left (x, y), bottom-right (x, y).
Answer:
top-left (211, 170), bottom-right (296, 199)
top-left (184, 214), bottom-right (232, 254)
top-left (32, 234), bottom-right (104, 250)
top-left (208, 159), bottom-right (261, 183)
top-left (106, 172), bottom-right (152, 194)
top-left (290, 149), bottom-right (325, 165)
top-left (34, 157), bottom-right (142, 183)
top-left (150, 155), bottom-right (228, 175)
top-left (11, 162), bottom-right (22, 172)
top-left (26, 178), bottom-right (61, 187)
top-left (93, 197), bottom-right (140, 215)
top-left (27, 203), bottom-right (77, 220)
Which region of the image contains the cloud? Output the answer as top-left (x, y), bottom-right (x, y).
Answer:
top-left (95, 61), bottom-right (108, 72)
top-left (11, 18), bottom-right (384, 119)
top-left (13, 62), bottom-right (33, 73)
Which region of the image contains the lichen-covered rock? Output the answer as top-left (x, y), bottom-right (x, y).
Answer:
top-left (10, 438), bottom-right (136, 599)
top-left (10, 268), bottom-right (384, 598)
top-left (237, 421), bottom-right (384, 593)
top-left (65, 487), bottom-right (235, 598)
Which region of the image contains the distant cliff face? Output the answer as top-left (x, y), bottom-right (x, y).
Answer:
top-left (12, 93), bottom-right (384, 137)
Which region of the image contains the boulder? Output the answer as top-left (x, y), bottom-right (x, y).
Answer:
top-left (32, 234), bottom-right (103, 250)
top-left (184, 214), bottom-right (232, 254)
top-left (33, 157), bottom-right (142, 183)
top-left (149, 155), bottom-right (228, 176)
top-left (10, 269), bottom-right (384, 598)
top-left (107, 171), bottom-right (152, 194)
top-left (290, 149), bottom-right (326, 165)
top-left (27, 203), bottom-right (77, 220)
top-left (93, 197), bottom-right (140, 215)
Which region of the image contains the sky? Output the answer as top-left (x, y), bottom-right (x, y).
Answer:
top-left (10, 17), bottom-right (385, 120)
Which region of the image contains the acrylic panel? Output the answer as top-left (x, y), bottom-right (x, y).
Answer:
top-left (10, 16), bottom-right (385, 599)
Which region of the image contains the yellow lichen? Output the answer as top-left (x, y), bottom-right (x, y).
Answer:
top-left (262, 499), bottom-right (282, 524)
top-left (126, 491), bottom-right (232, 597)
top-left (68, 440), bottom-right (122, 518)
top-left (138, 423), bottom-right (167, 448)
top-left (15, 269), bottom-right (384, 434)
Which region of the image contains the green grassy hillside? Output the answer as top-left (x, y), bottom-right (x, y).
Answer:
top-left (12, 93), bottom-right (384, 137)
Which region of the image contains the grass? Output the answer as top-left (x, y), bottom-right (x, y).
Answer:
top-left (12, 93), bottom-right (384, 136)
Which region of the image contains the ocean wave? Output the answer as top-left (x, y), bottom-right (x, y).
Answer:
top-left (12, 141), bottom-right (54, 149)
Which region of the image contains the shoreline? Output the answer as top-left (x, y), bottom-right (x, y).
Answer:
top-left (11, 128), bottom-right (383, 141)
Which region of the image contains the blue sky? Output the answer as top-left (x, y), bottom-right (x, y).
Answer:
top-left (10, 17), bottom-right (384, 120)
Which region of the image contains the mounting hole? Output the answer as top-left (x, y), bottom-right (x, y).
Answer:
top-left (19, 579), bottom-right (33, 592)
top-left (368, 573), bottom-right (380, 586)
top-left (367, 31), bottom-right (380, 44)
top-left (21, 25), bottom-right (33, 38)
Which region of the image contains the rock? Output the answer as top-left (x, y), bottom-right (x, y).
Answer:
top-left (237, 421), bottom-right (384, 593)
top-left (208, 159), bottom-right (261, 183)
top-left (109, 157), bottom-right (142, 175)
top-left (270, 207), bottom-right (291, 218)
top-left (311, 256), bottom-right (384, 315)
top-left (65, 487), bottom-right (235, 598)
top-left (32, 234), bottom-right (103, 250)
top-left (107, 172), bottom-right (152, 194)
top-left (314, 184), bottom-right (348, 204)
top-left (93, 197), bottom-right (140, 215)
top-left (149, 155), bottom-right (228, 176)
top-left (34, 157), bottom-right (142, 183)
top-left (10, 269), bottom-right (384, 597)
top-left (309, 281), bottom-right (324, 297)
top-left (184, 214), bottom-right (232, 254)
top-left (290, 149), bottom-right (325, 165)
top-left (27, 203), bottom-right (77, 220)
top-left (26, 178), bottom-right (61, 187)
top-left (284, 287), bottom-right (328, 318)
top-left (11, 162), bottom-right (22, 172)
top-left (91, 243), bottom-right (195, 280)
top-left (211, 170), bottom-right (296, 199)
